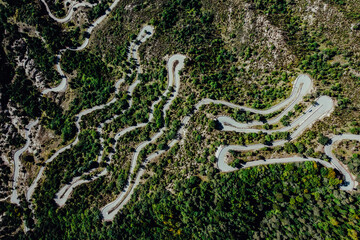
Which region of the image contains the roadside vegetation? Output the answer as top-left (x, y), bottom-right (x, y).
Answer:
top-left (1, 0), bottom-right (360, 239)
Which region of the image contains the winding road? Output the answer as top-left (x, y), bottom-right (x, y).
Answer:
top-left (98, 57), bottom-right (358, 220)
top-left (53, 26), bottom-right (156, 207)
top-left (55, 53), bottom-right (183, 209)
top-left (11, 120), bottom-right (38, 205)
top-left (41, 0), bottom-right (122, 94)
top-left (100, 54), bottom-right (186, 220)
top-left (40, 0), bottom-right (97, 24)
top-left (27, 25), bottom-right (155, 203)
top-left (213, 74), bottom-right (313, 128)
top-left (216, 111), bottom-right (359, 191)
top-left (19, 0), bottom-right (359, 224)
top-left (325, 134), bottom-right (360, 190)
top-left (51, 52), bottom-right (358, 221)
top-left (30, 44), bottom-right (360, 222)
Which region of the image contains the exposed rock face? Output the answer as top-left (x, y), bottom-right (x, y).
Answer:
top-left (0, 37), bottom-right (49, 194)
top-left (0, 119), bottom-right (20, 159)
top-left (0, 156), bottom-right (11, 199)
top-left (12, 38), bottom-right (45, 89)
top-left (0, 102), bottom-right (25, 161)
top-left (241, 4), bottom-right (296, 68)
top-left (0, 103), bottom-right (25, 200)
top-left (0, 37), bottom-right (48, 155)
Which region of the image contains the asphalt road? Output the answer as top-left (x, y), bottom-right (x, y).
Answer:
top-left (40, 0), bottom-right (97, 23)
top-left (11, 120), bottom-right (38, 205)
top-left (100, 54), bottom-right (186, 221)
top-left (41, 0), bottom-right (122, 94)
top-left (29, 2), bottom-right (360, 222)
top-left (28, 25), bottom-right (154, 203)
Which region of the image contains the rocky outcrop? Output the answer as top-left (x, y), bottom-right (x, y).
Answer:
top-left (12, 39), bottom-right (45, 89)
top-left (241, 4), bottom-right (296, 68)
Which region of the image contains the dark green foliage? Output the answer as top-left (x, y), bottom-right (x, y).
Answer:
top-left (26, 37), bottom-right (60, 85)
top-left (30, 129), bottom-right (101, 235)
top-left (251, 0), bottom-right (290, 14)
top-left (295, 142), bottom-right (306, 153)
top-left (284, 142), bottom-right (297, 153)
top-left (0, 7), bottom-right (14, 111)
top-left (25, 163), bottom-right (358, 240)
top-left (62, 50), bottom-right (113, 114)
top-left (0, 161), bottom-right (11, 199)
top-left (318, 134), bottom-right (331, 146)
top-left (8, 72), bottom-right (41, 118)
top-left (0, 202), bottom-right (23, 238)
top-left (106, 163), bottom-right (355, 239)
top-left (208, 119), bottom-right (219, 131)
top-left (157, 0), bottom-right (201, 31)
top-left (2, 0), bottom-right (360, 239)
top-left (88, 0), bottom-right (113, 21)
top-left (11, 0), bottom-right (76, 51)
top-left (325, 0), bottom-right (345, 6)
top-left (281, 114), bottom-right (290, 126)
top-left (8, 70), bottom-right (76, 141)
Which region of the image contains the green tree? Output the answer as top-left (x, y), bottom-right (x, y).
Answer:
top-left (284, 142), bottom-right (297, 153)
top-left (318, 134), bottom-right (330, 145)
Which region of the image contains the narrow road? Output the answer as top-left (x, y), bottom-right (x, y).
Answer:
top-left (31, 1), bottom-right (359, 223)
top-left (218, 96), bottom-right (333, 136)
top-left (209, 74), bottom-right (312, 123)
top-left (216, 127), bottom-right (358, 191)
top-left (99, 57), bottom-right (356, 221)
top-left (28, 26), bottom-right (154, 202)
top-left (239, 156), bottom-right (333, 169)
top-left (100, 54), bottom-right (186, 221)
top-left (11, 119), bottom-right (38, 205)
top-left (40, 0), bottom-right (97, 23)
top-left (39, 47), bottom-right (358, 221)
top-left (324, 134), bottom-right (360, 190)
top-left (41, 0), bottom-right (122, 94)
top-left (56, 53), bottom-right (183, 210)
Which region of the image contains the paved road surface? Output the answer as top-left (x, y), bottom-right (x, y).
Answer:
top-left (28, 26), bottom-right (155, 202)
top-left (52, 26), bottom-right (155, 206)
top-left (29, 3), bottom-right (360, 222)
top-left (11, 120), bottom-right (38, 205)
top-left (40, 0), bottom-right (97, 23)
top-left (41, 0), bottom-right (122, 94)
top-left (100, 54), bottom-right (186, 221)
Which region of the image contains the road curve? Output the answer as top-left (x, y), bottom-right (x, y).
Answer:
top-left (99, 67), bottom-right (356, 220)
top-left (99, 58), bottom-right (337, 221)
top-left (40, 0), bottom-right (97, 23)
top-left (48, 50), bottom-right (357, 221)
top-left (214, 74), bottom-right (312, 126)
top-left (325, 134), bottom-right (360, 190)
top-left (11, 119), bottom-right (38, 205)
top-left (217, 95), bottom-right (333, 135)
top-left (41, 0), bottom-right (122, 94)
top-left (100, 54), bottom-right (186, 221)
top-left (42, 51), bottom-right (67, 94)
top-left (35, 1), bottom-right (359, 220)
top-left (216, 127), bottom-right (358, 191)
top-left (52, 26), bottom-right (155, 206)
top-left (55, 48), bottom-right (178, 209)
top-left (239, 156), bottom-right (333, 169)
top-left (215, 95), bottom-right (334, 172)
top-left (28, 26), bottom-right (155, 203)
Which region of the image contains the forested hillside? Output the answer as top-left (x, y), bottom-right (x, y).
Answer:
top-left (0, 0), bottom-right (360, 239)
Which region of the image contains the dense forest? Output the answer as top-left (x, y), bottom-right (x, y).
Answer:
top-left (19, 163), bottom-right (360, 239)
top-left (1, 0), bottom-right (360, 239)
